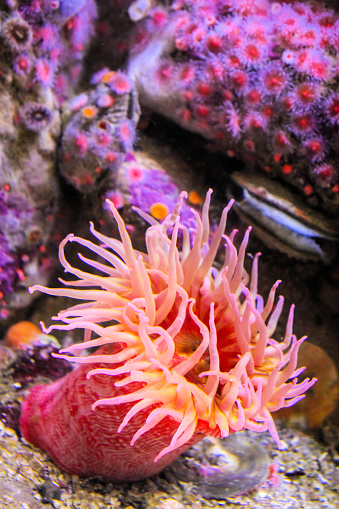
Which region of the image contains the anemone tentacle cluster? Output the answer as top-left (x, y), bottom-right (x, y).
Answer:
top-left (29, 190), bottom-right (315, 463)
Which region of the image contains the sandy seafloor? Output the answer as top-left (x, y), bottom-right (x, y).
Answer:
top-left (0, 412), bottom-right (339, 509)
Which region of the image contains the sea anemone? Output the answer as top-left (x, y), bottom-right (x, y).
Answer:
top-left (18, 102), bottom-right (52, 132)
top-left (20, 190), bottom-right (315, 481)
top-left (2, 16), bottom-right (32, 52)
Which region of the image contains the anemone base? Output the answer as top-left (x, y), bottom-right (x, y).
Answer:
top-left (19, 346), bottom-right (203, 482)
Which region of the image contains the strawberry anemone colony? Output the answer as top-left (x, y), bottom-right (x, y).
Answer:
top-left (20, 190), bottom-right (315, 482)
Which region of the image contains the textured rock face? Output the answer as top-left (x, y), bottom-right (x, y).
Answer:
top-left (0, 83), bottom-right (61, 322)
top-left (0, 0), bottom-right (98, 324)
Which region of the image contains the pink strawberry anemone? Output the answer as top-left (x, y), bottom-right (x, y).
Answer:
top-left (20, 190), bottom-right (315, 482)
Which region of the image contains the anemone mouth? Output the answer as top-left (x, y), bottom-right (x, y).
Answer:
top-left (19, 102), bottom-right (52, 132)
top-left (168, 313), bottom-right (212, 385)
top-left (3, 16), bottom-right (32, 51)
top-left (29, 190), bottom-right (316, 461)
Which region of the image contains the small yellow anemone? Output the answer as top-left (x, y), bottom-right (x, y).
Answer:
top-left (30, 190), bottom-right (315, 462)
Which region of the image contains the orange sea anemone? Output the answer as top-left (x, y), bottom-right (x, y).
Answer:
top-left (26, 191), bottom-right (315, 460)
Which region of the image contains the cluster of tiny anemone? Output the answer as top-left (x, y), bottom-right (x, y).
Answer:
top-left (0, 0), bottom-right (97, 105)
top-left (60, 69), bottom-right (136, 191)
top-left (115, 152), bottom-right (200, 226)
top-left (0, 232), bottom-right (18, 319)
top-left (30, 191), bottom-right (315, 460)
top-left (18, 102), bottom-right (52, 132)
top-left (132, 0), bottom-right (339, 205)
top-left (0, 186), bottom-right (36, 319)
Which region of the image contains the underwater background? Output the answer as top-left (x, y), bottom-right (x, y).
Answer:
top-left (0, 0), bottom-right (338, 507)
